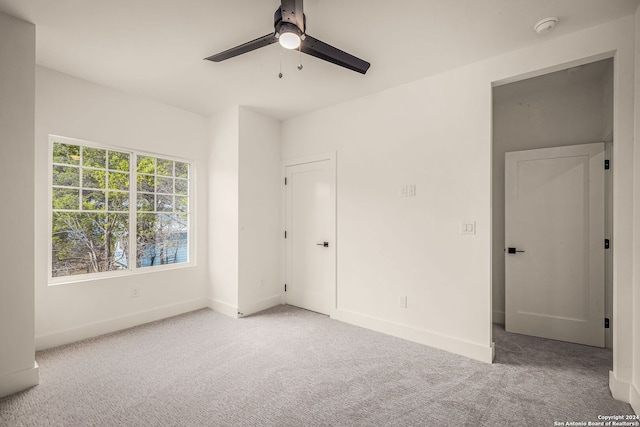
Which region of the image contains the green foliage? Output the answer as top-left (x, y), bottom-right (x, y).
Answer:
top-left (137, 156), bottom-right (155, 174)
top-left (108, 151), bottom-right (130, 171)
top-left (53, 142), bottom-right (80, 165)
top-left (156, 158), bottom-right (173, 176)
top-left (52, 144), bottom-right (133, 277)
top-left (52, 188), bottom-right (79, 210)
top-left (108, 191), bottom-right (129, 211)
top-left (133, 156), bottom-right (189, 267)
top-left (137, 174), bottom-right (154, 192)
top-left (82, 169), bottom-right (106, 189)
top-left (137, 193), bottom-right (154, 211)
top-left (52, 145), bottom-right (190, 277)
top-left (108, 171), bottom-right (129, 190)
top-left (52, 165), bottom-right (79, 187)
top-left (83, 147), bottom-right (106, 168)
top-left (82, 190), bottom-right (106, 210)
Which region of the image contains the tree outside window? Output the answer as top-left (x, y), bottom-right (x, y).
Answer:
top-left (50, 137), bottom-right (190, 280)
top-left (135, 155), bottom-right (189, 268)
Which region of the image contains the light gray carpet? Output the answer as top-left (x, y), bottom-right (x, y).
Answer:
top-left (0, 305), bottom-right (634, 426)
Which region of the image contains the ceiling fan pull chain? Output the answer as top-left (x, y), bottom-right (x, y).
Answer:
top-left (297, 45), bottom-right (303, 71)
top-left (279, 46), bottom-right (284, 78)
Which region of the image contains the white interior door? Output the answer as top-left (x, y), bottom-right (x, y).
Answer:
top-left (285, 159), bottom-right (335, 315)
top-left (505, 143), bottom-right (605, 347)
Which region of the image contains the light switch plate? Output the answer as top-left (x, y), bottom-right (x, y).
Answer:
top-left (461, 221), bottom-right (476, 235)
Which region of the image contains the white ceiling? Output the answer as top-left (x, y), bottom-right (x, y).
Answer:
top-left (0, 0), bottom-right (638, 119)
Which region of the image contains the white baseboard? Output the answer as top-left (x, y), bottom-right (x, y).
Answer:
top-left (239, 294), bottom-right (283, 317)
top-left (332, 308), bottom-right (494, 363)
top-left (611, 371), bottom-right (640, 415)
top-left (35, 298), bottom-right (209, 351)
top-left (609, 370), bottom-right (632, 403)
top-left (208, 298), bottom-right (239, 318)
top-left (631, 381), bottom-right (639, 416)
top-left (493, 310), bottom-right (505, 325)
top-left (0, 361), bottom-right (39, 398)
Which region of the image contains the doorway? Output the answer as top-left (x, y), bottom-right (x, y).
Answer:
top-left (492, 58), bottom-right (614, 348)
top-left (283, 154), bottom-right (336, 315)
top-left (505, 143), bottom-right (605, 347)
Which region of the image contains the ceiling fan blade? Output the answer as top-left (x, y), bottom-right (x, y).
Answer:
top-left (280, 0), bottom-right (305, 32)
top-left (300, 35), bottom-right (371, 74)
top-left (204, 33), bottom-right (277, 62)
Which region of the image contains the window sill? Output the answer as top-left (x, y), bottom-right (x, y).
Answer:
top-left (47, 261), bottom-right (197, 286)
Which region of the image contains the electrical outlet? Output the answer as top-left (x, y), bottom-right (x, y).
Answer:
top-left (399, 295), bottom-right (407, 308)
top-left (131, 287), bottom-right (140, 298)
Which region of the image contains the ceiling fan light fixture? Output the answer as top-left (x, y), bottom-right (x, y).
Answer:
top-left (278, 30), bottom-right (301, 49)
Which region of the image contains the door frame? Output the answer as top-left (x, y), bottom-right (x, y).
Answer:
top-left (281, 151), bottom-right (337, 317)
top-left (490, 54), bottom-right (623, 372)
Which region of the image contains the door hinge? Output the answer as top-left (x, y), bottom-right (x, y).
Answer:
top-left (604, 239), bottom-right (610, 249)
top-left (284, 177), bottom-right (288, 185)
top-left (284, 230), bottom-right (287, 239)
top-left (284, 284), bottom-right (287, 292)
top-left (605, 318), bottom-right (610, 328)
top-left (604, 160), bottom-right (610, 170)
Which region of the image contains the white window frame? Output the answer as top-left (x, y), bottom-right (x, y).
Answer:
top-left (48, 135), bottom-right (196, 285)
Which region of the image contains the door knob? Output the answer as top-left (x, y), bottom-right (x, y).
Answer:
top-left (317, 242), bottom-right (329, 247)
top-left (507, 247), bottom-right (525, 254)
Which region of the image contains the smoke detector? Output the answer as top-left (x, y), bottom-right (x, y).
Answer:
top-left (534, 17), bottom-right (558, 35)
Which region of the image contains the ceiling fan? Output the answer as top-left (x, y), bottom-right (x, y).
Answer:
top-left (204, 0), bottom-right (371, 74)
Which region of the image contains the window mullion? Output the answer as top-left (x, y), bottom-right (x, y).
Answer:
top-left (130, 152), bottom-right (137, 272)
top-left (78, 146), bottom-right (83, 210)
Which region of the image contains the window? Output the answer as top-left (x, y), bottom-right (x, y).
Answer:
top-left (50, 136), bottom-right (192, 281)
top-left (135, 155), bottom-right (190, 268)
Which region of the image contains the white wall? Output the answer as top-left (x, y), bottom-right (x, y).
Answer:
top-left (283, 58), bottom-right (494, 362)
top-left (208, 106), bottom-right (240, 316)
top-left (631, 6), bottom-right (640, 416)
top-left (207, 106), bottom-right (282, 318)
top-left (238, 107), bottom-right (283, 315)
top-left (0, 12), bottom-right (39, 398)
top-left (492, 60), bottom-right (612, 331)
top-left (34, 67), bottom-right (210, 350)
top-left (282, 15), bottom-right (635, 371)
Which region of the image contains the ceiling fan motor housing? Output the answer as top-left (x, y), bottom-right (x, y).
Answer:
top-left (274, 6), bottom-right (305, 38)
